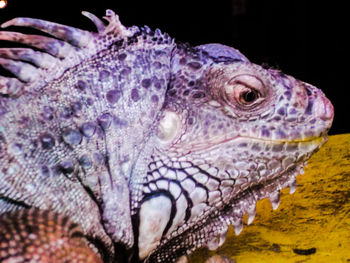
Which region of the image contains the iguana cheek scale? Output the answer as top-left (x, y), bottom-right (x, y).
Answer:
top-left (0, 9), bottom-right (333, 263)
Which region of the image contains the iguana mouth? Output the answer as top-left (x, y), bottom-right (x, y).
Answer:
top-left (174, 131), bottom-right (328, 154)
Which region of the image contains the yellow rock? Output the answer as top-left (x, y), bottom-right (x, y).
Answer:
top-left (190, 134), bottom-right (350, 263)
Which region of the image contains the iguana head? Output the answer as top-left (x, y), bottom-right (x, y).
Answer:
top-left (137, 43), bottom-right (334, 261)
top-left (0, 9), bottom-right (334, 263)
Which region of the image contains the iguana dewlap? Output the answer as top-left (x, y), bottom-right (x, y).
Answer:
top-left (0, 9), bottom-right (333, 262)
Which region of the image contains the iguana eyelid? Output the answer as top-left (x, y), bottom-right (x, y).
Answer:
top-left (228, 74), bottom-right (265, 93)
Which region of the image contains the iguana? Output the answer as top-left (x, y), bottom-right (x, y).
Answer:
top-left (0, 9), bottom-right (334, 262)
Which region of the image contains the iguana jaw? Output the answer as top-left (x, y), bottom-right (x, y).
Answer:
top-left (144, 131), bottom-right (328, 261)
top-left (170, 134), bottom-right (327, 154)
top-left (202, 160), bottom-right (307, 250)
top-left (146, 150), bottom-right (315, 261)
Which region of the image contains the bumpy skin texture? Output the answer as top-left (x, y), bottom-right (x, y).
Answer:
top-left (0, 209), bottom-right (103, 262)
top-left (0, 10), bottom-right (333, 263)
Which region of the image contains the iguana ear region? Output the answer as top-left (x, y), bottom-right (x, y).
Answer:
top-left (0, 209), bottom-right (103, 263)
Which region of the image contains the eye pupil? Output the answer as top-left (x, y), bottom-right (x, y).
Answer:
top-left (242, 90), bottom-right (257, 103)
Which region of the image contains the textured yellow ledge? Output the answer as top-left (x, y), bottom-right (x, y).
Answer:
top-left (190, 133), bottom-right (350, 263)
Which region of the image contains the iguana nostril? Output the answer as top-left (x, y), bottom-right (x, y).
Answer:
top-left (317, 96), bottom-right (334, 122)
top-left (305, 85), bottom-right (313, 96)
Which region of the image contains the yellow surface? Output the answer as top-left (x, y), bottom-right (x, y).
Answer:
top-left (190, 134), bottom-right (350, 262)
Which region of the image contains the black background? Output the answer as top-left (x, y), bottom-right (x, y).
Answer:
top-left (0, 0), bottom-right (348, 135)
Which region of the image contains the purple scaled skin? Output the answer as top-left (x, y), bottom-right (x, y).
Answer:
top-left (0, 9), bottom-right (333, 263)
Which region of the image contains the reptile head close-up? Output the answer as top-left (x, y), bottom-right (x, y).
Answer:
top-left (139, 43), bottom-right (334, 261)
top-left (0, 8), bottom-right (334, 263)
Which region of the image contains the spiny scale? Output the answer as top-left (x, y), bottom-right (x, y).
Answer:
top-left (0, 9), bottom-right (134, 97)
top-left (289, 178), bottom-right (297, 194)
top-left (0, 48), bottom-right (58, 69)
top-left (269, 191), bottom-right (281, 210)
top-left (201, 169), bottom-right (302, 251)
top-left (1, 15), bottom-right (94, 47)
top-left (233, 219), bottom-right (243, 236)
top-left (247, 204), bottom-right (256, 225)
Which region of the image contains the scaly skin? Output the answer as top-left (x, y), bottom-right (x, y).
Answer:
top-left (0, 209), bottom-right (103, 262)
top-left (0, 10), bottom-right (333, 263)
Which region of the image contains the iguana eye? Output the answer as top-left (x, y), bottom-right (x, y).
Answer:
top-left (224, 75), bottom-right (264, 108)
top-left (236, 85), bottom-right (260, 104)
